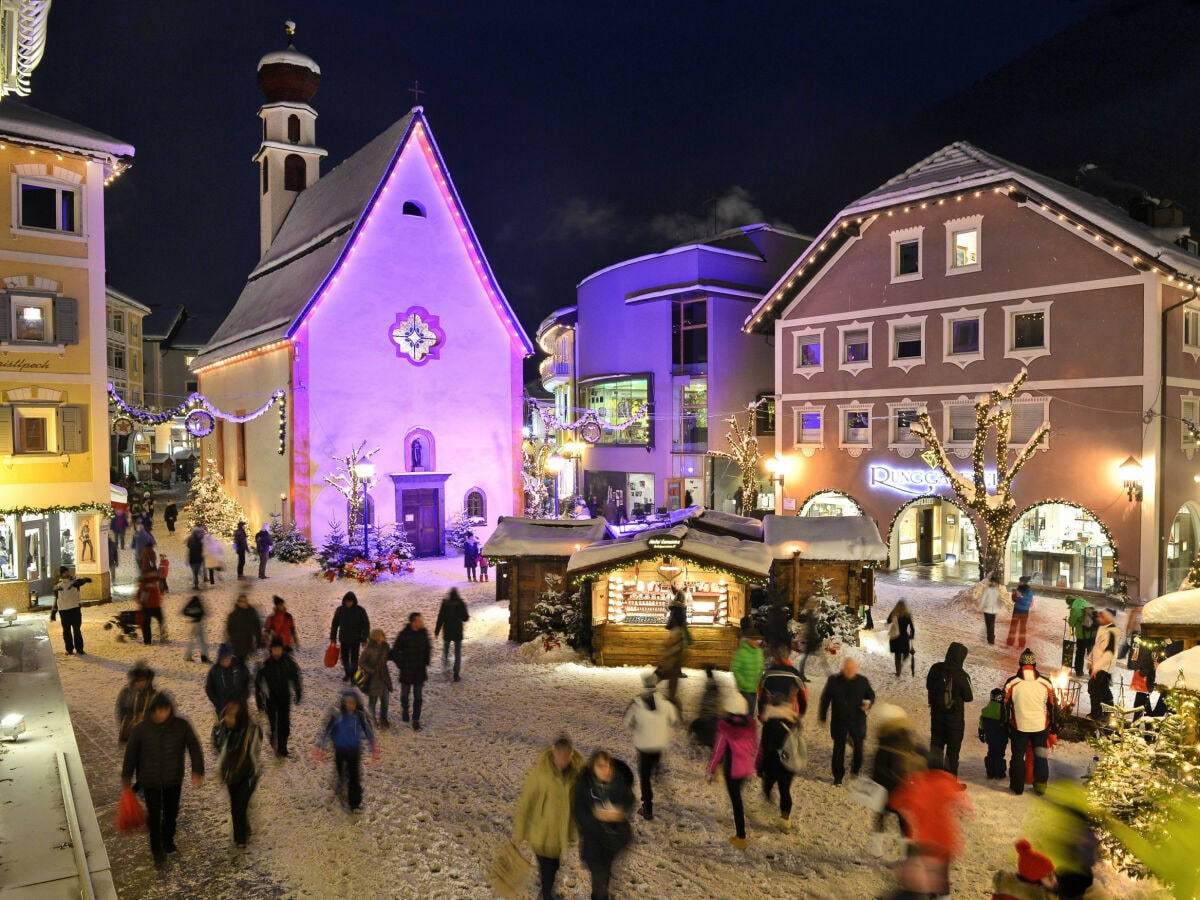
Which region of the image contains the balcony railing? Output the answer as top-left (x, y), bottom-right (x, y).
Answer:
top-left (539, 357), bottom-right (570, 387)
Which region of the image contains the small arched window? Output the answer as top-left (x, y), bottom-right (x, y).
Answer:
top-left (465, 489), bottom-right (486, 521)
top-left (261, 161), bottom-right (268, 195)
top-left (284, 154), bottom-right (306, 192)
top-left (287, 114), bottom-right (301, 143)
top-left (402, 200), bottom-right (426, 217)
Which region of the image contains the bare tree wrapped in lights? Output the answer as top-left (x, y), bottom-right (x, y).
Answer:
top-left (521, 442), bottom-right (552, 517)
top-left (908, 371), bottom-right (1048, 581)
top-left (708, 409), bottom-right (762, 517)
top-left (322, 442), bottom-right (380, 548)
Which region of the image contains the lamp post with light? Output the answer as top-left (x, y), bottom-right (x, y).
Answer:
top-left (353, 462), bottom-right (376, 556)
top-left (765, 455), bottom-right (784, 513)
top-left (544, 453), bottom-right (564, 517)
top-left (279, 492), bottom-right (287, 522)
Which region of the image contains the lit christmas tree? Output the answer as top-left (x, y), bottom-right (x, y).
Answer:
top-left (708, 408), bottom-right (763, 517)
top-left (185, 457), bottom-right (246, 539)
top-left (526, 573), bottom-right (586, 650)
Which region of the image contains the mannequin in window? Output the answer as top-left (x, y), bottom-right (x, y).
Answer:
top-left (411, 437), bottom-right (423, 470)
top-left (80, 523), bottom-right (94, 563)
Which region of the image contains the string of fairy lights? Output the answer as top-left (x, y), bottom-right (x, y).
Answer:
top-left (107, 384), bottom-right (287, 455)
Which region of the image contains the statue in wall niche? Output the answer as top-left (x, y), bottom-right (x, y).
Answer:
top-left (411, 437), bottom-right (423, 470)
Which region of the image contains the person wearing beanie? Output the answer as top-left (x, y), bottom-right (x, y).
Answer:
top-left (1087, 608), bottom-right (1120, 720)
top-left (330, 592), bottom-right (371, 683)
top-left (991, 838), bottom-right (1058, 899)
top-left (263, 595), bottom-right (299, 651)
top-left (866, 704), bottom-right (927, 858)
top-left (706, 693), bottom-right (759, 849)
top-left (254, 636), bottom-right (302, 756)
top-left (206, 643), bottom-right (250, 714)
top-left (978, 687), bottom-right (1009, 780)
top-left (623, 670), bottom-right (679, 820)
top-left (1002, 650), bottom-right (1058, 795)
top-left (1005, 576), bottom-right (1035, 647)
top-left (730, 626), bottom-right (764, 717)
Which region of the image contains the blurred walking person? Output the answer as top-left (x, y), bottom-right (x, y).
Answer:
top-left (434, 587), bottom-right (470, 681)
top-left (358, 628), bottom-right (394, 729)
top-left (226, 593), bottom-right (263, 666)
top-left (818, 657), bottom-right (875, 786)
top-left (330, 591), bottom-right (370, 683)
top-left (137, 564), bottom-right (166, 645)
top-left (115, 662), bottom-right (158, 744)
top-left (314, 689), bottom-right (377, 812)
top-left (263, 595), bottom-right (299, 650)
top-left (513, 736), bottom-right (584, 900)
top-left (181, 593), bottom-right (210, 663)
top-left (212, 697), bottom-right (262, 849)
top-left (573, 750), bottom-right (636, 900)
top-left (390, 612), bottom-right (432, 730)
top-left (706, 694), bottom-right (758, 849)
top-left (885, 599), bottom-right (916, 677)
top-left (759, 691), bottom-right (802, 832)
top-left (979, 574), bottom-right (1003, 645)
top-left (255, 637), bottom-right (302, 756)
top-left (623, 670), bottom-right (679, 820)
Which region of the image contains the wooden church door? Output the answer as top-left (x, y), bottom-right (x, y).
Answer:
top-left (402, 488), bottom-right (441, 557)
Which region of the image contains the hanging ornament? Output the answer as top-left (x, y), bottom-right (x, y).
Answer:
top-left (185, 409), bottom-right (216, 437)
top-left (112, 416), bottom-right (135, 437)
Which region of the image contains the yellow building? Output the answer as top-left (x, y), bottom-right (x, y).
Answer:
top-left (0, 103), bottom-right (134, 604)
top-left (104, 285), bottom-right (150, 477)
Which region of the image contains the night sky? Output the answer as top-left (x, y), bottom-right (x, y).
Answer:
top-left (22, 0), bottom-right (1200, 345)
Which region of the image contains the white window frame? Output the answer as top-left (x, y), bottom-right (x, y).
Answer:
top-left (943, 395), bottom-right (1049, 452)
top-left (108, 345), bottom-right (126, 370)
top-left (837, 321), bottom-right (872, 376)
top-left (838, 403), bottom-right (873, 455)
top-left (945, 215), bottom-right (982, 275)
top-left (110, 310), bottom-right (124, 333)
top-left (888, 401), bottom-right (925, 454)
top-left (889, 225), bottom-right (924, 283)
top-left (791, 327), bottom-right (824, 378)
top-left (941, 307), bottom-right (985, 369)
top-left (1009, 395), bottom-right (1051, 449)
top-left (888, 314), bottom-right (926, 373)
top-left (1183, 394), bottom-right (1199, 454)
top-left (1003, 299), bottom-right (1052, 365)
top-left (10, 295), bottom-right (54, 344)
top-left (793, 405), bottom-right (824, 453)
top-left (14, 405), bottom-right (57, 454)
top-left (11, 174), bottom-right (85, 241)
top-left (1183, 306), bottom-right (1200, 361)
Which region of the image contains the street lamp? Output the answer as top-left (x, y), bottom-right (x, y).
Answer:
top-left (279, 492), bottom-right (287, 522)
top-left (1119, 456), bottom-right (1143, 503)
top-left (544, 453), bottom-right (565, 517)
top-left (765, 455), bottom-right (784, 512)
top-left (353, 462), bottom-right (376, 555)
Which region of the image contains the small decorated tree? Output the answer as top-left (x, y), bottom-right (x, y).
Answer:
top-left (185, 456), bottom-right (246, 539)
top-left (322, 442), bottom-right (380, 550)
top-left (810, 576), bottom-right (861, 647)
top-left (708, 408), bottom-right (763, 517)
top-left (267, 513), bottom-right (315, 563)
top-left (525, 573), bottom-right (587, 650)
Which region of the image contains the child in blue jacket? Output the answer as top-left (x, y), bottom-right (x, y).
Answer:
top-left (315, 689), bottom-right (377, 811)
top-left (978, 687), bottom-right (1008, 780)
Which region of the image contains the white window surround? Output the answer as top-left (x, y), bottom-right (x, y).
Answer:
top-left (11, 173), bottom-right (86, 242)
top-left (1183, 394), bottom-right (1199, 459)
top-left (1184, 306), bottom-right (1200, 362)
top-left (837, 402), bottom-right (874, 457)
top-left (942, 394), bottom-right (1050, 458)
top-left (1003, 298), bottom-right (1052, 366)
top-left (837, 320), bottom-right (872, 376)
top-left (888, 314), bottom-right (927, 373)
top-left (945, 215), bottom-right (982, 275)
top-left (793, 405), bottom-right (824, 456)
top-left (14, 405), bottom-right (57, 454)
top-left (791, 327), bottom-right (824, 378)
top-left (887, 400), bottom-right (926, 458)
top-left (889, 225), bottom-right (924, 284)
top-left (941, 307), bottom-right (985, 369)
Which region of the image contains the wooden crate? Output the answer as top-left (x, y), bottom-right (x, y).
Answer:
top-left (592, 623), bottom-right (740, 669)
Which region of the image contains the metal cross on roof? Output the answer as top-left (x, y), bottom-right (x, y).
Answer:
top-left (409, 80), bottom-right (425, 105)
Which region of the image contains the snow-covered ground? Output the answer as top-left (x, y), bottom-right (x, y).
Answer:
top-left (53, 525), bottom-right (1162, 898)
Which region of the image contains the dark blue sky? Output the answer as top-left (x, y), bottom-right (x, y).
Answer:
top-left (26, 0), bottom-right (1182, 340)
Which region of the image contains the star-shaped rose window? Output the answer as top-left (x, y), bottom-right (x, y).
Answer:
top-left (389, 307), bottom-right (446, 366)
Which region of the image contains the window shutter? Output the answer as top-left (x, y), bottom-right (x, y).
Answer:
top-left (58, 404), bottom-right (86, 453)
top-left (0, 295), bottom-right (10, 342)
top-left (53, 296), bottom-right (79, 344)
top-left (1011, 400), bottom-right (1048, 444)
top-left (895, 325), bottom-right (921, 344)
top-left (0, 405), bottom-right (12, 455)
top-left (949, 404), bottom-right (977, 442)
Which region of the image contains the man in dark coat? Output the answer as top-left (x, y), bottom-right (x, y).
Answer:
top-left (818, 657), bottom-right (876, 786)
top-left (330, 591), bottom-right (371, 683)
top-left (226, 593), bottom-right (263, 664)
top-left (255, 524), bottom-right (273, 579)
top-left (205, 644), bottom-right (250, 713)
top-left (121, 692), bottom-right (204, 867)
top-left (233, 522), bottom-right (249, 579)
top-left (163, 501), bottom-right (178, 533)
top-left (186, 525), bottom-right (205, 589)
top-left (390, 611), bottom-right (432, 730)
top-left (925, 641), bottom-right (975, 775)
top-left (255, 637), bottom-right (302, 756)
top-left (434, 588), bottom-right (470, 681)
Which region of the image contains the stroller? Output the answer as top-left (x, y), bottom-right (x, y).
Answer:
top-left (104, 609), bottom-right (141, 641)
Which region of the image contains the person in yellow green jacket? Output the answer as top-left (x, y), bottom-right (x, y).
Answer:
top-left (513, 736), bottom-right (585, 900)
top-left (731, 626), bottom-right (765, 717)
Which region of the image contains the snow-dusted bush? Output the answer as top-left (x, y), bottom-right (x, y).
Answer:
top-left (810, 577), bottom-right (861, 646)
top-left (267, 513), bottom-right (315, 563)
top-left (525, 573), bottom-right (587, 650)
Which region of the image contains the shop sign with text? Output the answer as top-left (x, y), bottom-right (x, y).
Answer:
top-left (868, 464), bottom-right (997, 496)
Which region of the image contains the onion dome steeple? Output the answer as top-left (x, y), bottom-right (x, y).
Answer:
top-left (257, 20), bottom-right (321, 103)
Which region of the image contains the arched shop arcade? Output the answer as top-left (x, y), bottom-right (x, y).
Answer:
top-left (887, 496), bottom-right (980, 573)
top-left (1166, 502), bottom-right (1200, 595)
top-left (1005, 501), bottom-right (1117, 593)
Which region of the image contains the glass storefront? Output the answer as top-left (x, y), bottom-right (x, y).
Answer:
top-left (0, 514), bottom-right (17, 581)
top-left (1006, 502), bottom-right (1113, 592)
top-left (890, 498), bottom-right (979, 570)
top-left (800, 490), bottom-right (862, 517)
top-left (1165, 503), bottom-right (1200, 593)
top-left (580, 376), bottom-right (651, 445)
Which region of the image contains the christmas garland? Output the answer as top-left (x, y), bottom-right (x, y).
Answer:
top-left (0, 501), bottom-right (113, 517)
top-left (794, 488), bottom-right (865, 517)
top-left (567, 553), bottom-right (769, 587)
top-left (108, 384), bottom-right (288, 456)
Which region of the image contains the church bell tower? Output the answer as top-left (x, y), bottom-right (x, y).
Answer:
top-left (254, 21), bottom-right (328, 257)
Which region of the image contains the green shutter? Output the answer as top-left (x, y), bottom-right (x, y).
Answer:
top-left (0, 295), bottom-right (10, 342)
top-left (58, 405), bottom-right (86, 454)
top-left (53, 296), bottom-right (78, 344)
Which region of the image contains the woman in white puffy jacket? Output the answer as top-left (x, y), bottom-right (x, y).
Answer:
top-left (623, 671), bottom-right (679, 820)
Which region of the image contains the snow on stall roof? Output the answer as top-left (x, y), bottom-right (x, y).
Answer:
top-left (686, 508), bottom-right (763, 540)
top-left (482, 517), bottom-right (608, 558)
top-left (1157, 645), bottom-right (1200, 691)
top-left (566, 524), bottom-right (773, 578)
top-left (1142, 587), bottom-right (1200, 625)
top-left (762, 515), bottom-right (889, 561)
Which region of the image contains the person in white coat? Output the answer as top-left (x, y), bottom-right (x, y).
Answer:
top-left (1087, 608), bottom-right (1120, 720)
top-left (978, 574), bottom-right (1004, 645)
top-left (623, 670), bottom-right (679, 820)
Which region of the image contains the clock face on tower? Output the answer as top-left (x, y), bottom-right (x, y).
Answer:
top-left (389, 306), bottom-right (446, 366)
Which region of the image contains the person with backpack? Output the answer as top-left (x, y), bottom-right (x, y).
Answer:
top-left (1003, 648), bottom-right (1058, 796)
top-left (978, 687), bottom-right (1009, 780)
top-left (1005, 576), bottom-right (1035, 647)
top-left (759, 691), bottom-right (803, 833)
top-left (1087, 608), bottom-right (1120, 720)
top-left (211, 697), bottom-right (262, 849)
top-left (181, 593), bottom-right (210, 663)
top-left (730, 625), bottom-right (764, 717)
top-left (706, 693), bottom-right (759, 849)
top-left (925, 641), bottom-right (974, 776)
top-left (623, 670), bottom-right (679, 821)
top-left (885, 599), bottom-right (916, 678)
top-left (329, 591), bottom-right (370, 683)
top-left (1066, 596), bottom-right (1097, 676)
top-left (314, 689), bottom-right (378, 812)
top-left (113, 508), bottom-right (128, 549)
top-left (206, 644), bottom-right (250, 714)
top-left (255, 637), bottom-right (302, 757)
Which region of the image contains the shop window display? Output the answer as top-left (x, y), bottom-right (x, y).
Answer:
top-left (800, 490), bottom-right (862, 518)
top-left (1006, 503), bottom-right (1113, 592)
top-left (0, 515), bottom-right (16, 581)
top-left (604, 575), bottom-right (729, 626)
top-left (1165, 503), bottom-right (1200, 593)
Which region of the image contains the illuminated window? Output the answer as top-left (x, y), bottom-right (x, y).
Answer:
top-left (1, 294), bottom-right (77, 345)
top-left (1183, 395), bottom-right (1200, 450)
top-left (838, 322), bottom-right (872, 374)
top-left (1004, 300), bottom-right (1052, 365)
top-left (0, 405), bottom-right (86, 455)
top-left (15, 301), bottom-right (47, 341)
top-left (580, 376), bottom-right (651, 446)
top-left (890, 405), bottom-right (923, 447)
top-left (946, 216), bottom-right (982, 273)
top-left (794, 408), bottom-right (823, 448)
top-left (793, 332), bottom-right (822, 371)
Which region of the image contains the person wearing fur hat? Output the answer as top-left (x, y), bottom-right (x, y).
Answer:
top-left (623, 670), bottom-right (679, 821)
top-left (314, 689), bottom-right (377, 812)
top-left (867, 703), bottom-right (927, 858)
top-left (1002, 649), bottom-right (1058, 796)
top-left (1087, 608), bottom-right (1120, 720)
top-left (254, 637), bottom-right (302, 756)
top-left (706, 693), bottom-right (759, 849)
top-left (991, 838), bottom-right (1058, 899)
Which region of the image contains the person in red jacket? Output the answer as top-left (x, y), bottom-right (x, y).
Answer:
top-left (137, 566), bottom-right (165, 645)
top-left (263, 595), bottom-right (300, 650)
top-left (888, 761), bottom-right (974, 897)
top-left (706, 693), bottom-right (759, 850)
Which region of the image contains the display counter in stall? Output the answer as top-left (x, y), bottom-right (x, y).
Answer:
top-left (566, 524), bottom-right (773, 668)
top-left (483, 517), bottom-right (609, 642)
top-left (762, 515), bottom-right (889, 617)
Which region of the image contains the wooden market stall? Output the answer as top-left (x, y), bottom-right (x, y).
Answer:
top-left (483, 517), bottom-right (609, 642)
top-left (566, 524), bottom-right (773, 669)
top-left (762, 515), bottom-right (889, 617)
top-left (1140, 588), bottom-right (1200, 651)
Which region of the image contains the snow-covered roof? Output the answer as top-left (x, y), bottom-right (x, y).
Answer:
top-left (194, 108), bottom-right (533, 369)
top-left (258, 48), bottom-right (321, 74)
top-left (685, 508), bottom-right (763, 540)
top-left (761, 515), bottom-right (889, 562)
top-left (1157, 646), bottom-right (1200, 692)
top-left (0, 101), bottom-right (133, 162)
top-left (482, 517), bottom-right (608, 558)
top-left (566, 524), bottom-right (773, 579)
top-left (1142, 588), bottom-right (1200, 626)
